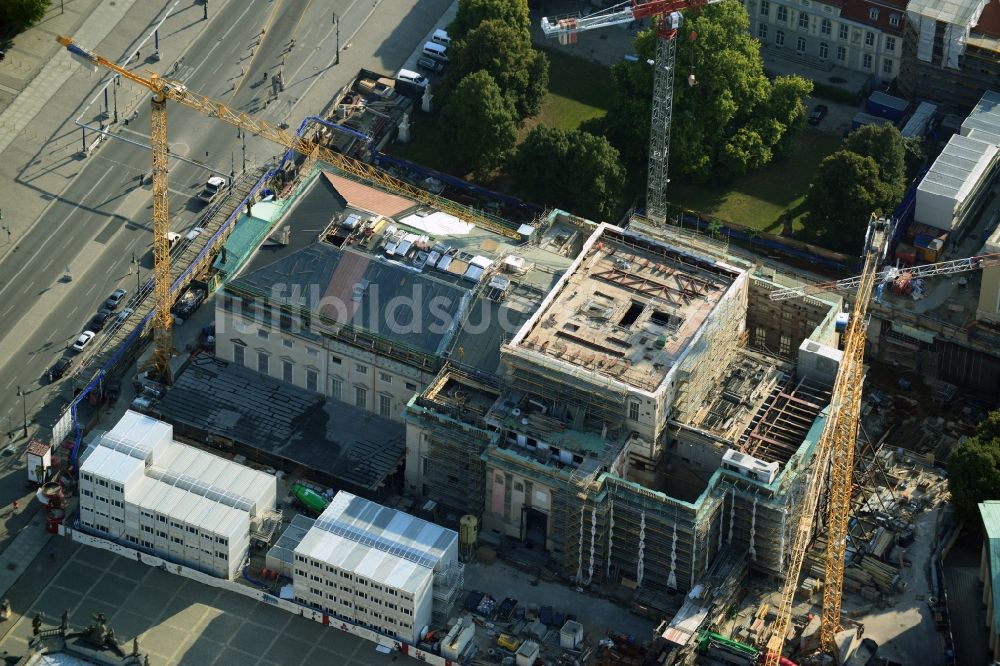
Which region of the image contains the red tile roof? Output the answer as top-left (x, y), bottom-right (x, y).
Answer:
top-left (976, 0), bottom-right (1000, 38)
top-left (840, 0), bottom-right (907, 36)
top-left (322, 172), bottom-right (416, 219)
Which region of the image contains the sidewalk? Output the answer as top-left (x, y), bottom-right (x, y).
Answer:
top-left (0, 0), bottom-right (230, 264)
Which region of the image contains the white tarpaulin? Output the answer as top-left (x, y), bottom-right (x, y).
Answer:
top-left (398, 211), bottom-right (473, 236)
top-left (908, 0), bottom-right (990, 68)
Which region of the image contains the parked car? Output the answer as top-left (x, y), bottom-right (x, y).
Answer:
top-left (71, 331), bottom-right (96, 352)
top-left (49, 357), bottom-right (71, 382)
top-left (115, 308), bottom-right (135, 325)
top-left (198, 176), bottom-right (227, 204)
top-left (89, 308), bottom-right (112, 332)
top-left (105, 288), bottom-right (128, 309)
top-left (809, 104), bottom-right (829, 125)
top-left (416, 56), bottom-right (445, 74)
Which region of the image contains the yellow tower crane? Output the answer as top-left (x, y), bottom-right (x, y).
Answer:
top-left (763, 214), bottom-right (890, 666)
top-left (58, 34), bottom-right (522, 381)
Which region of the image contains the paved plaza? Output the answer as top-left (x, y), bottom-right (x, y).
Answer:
top-left (0, 537), bottom-right (417, 665)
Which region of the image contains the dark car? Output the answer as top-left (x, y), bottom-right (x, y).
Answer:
top-left (809, 104), bottom-right (829, 125)
top-left (416, 56), bottom-right (445, 74)
top-left (49, 357), bottom-right (71, 382)
top-left (89, 308), bottom-right (112, 332)
top-left (105, 288), bottom-right (128, 309)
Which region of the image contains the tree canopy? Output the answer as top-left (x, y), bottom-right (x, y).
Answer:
top-left (440, 18), bottom-right (548, 118)
top-left (448, 0), bottom-right (530, 41)
top-left (603, 0), bottom-right (811, 181)
top-left (509, 126), bottom-right (626, 220)
top-left (438, 70), bottom-right (517, 180)
top-left (948, 411), bottom-right (1000, 528)
top-left (804, 125), bottom-right (907, 253)
top-left (1, 0), bottom-right (49, 31)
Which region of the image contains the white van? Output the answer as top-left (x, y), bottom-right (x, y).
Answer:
top-left (397, 68), bottom-right (428, 88)
top-left (432, 29), bottom-right (450, 46)
top-left (422, 41), bottom-right (448, 62)
top-left (165, 231), bottom-right (181, 249)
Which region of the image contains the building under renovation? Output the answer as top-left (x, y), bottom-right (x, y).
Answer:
top-left (404, 223), bottom-right (844, 592)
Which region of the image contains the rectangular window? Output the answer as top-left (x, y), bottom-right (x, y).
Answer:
top-left (759, 0), bottom-right (769, 16)
top-left (282, 339), bottom-right (293, 349)
top-left (355, 363), bottom-right (368, 374)
top-left (279, 312), bottom-right (293, 331)
top-left (405, 381), bottom-right (417, 391)
top-left (258, 352), bottom-right (269, 375)
top-left (776, 5), bottom-right (787, 22)
top-left (233, 343), bottom-right (245, 366)
top-left (796, 36), bottom-right (806, 52)
top-left (889, 14), bottom-right (900, 27)
top-left (758, 23), bottom-right (767, 40)
top-left (306, 369), bottom-right (318, 392)
top-left (798, 12), bottom-right (808, 29)
top-left (355, 386), bottom-right (367, 409)
top-left (379, 372), bottom-right (391, 383)
top-left (283, 360), bottom-right (293, 383)
top-left (628, 401), bottom-right (640, 421)
top-left (821, 18), bottom-right (831, 35)
top-left (864, 31), bottom-right (874, 47)
top-left (882, 57), bottom-right (893, 74)
top-left (331, 378), bottom-right (342, 400)
top-left (780, 335), bottom-right (792, 356)
top-left (257, 329), bottom-right (269, 340)
top-left (885, 36), bottom-right (895, 52)
top-left (379, 394), bottom-right (392, 418)
top-left (838, 24), bottom-right (848, 40)
top-left (241, 298), bottom-right (255, 319)
top-left (837, 45), bottom-right (846, 61)
top-left (776, 30), bottom-right (785, 46)
top-left (819, 42), bottom-right (828, 58)
top-left (328, 352), bottom-right (340, 363)
top-left (863, 53), bottom-right (873, 69)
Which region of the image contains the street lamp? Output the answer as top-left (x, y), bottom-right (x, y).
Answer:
top-left (238, 128), bottom-right (246, 173)
top-left (16, 386), bottom-right (27, 438)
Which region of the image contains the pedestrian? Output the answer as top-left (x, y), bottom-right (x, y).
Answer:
top-left (11, 501), bottom-right (17, 511)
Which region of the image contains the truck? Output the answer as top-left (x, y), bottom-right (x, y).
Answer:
top-left (198, 176), bottom-right (226, 205)
top-left (291, 483), bottom-right (329, 514)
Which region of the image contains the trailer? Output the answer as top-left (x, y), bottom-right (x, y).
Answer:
top-left (866, 91), bottom-right (909, 121)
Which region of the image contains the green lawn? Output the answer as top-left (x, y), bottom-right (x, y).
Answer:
top-left (667, 130), bottom-right (842, 233)
top-left (387, 48), bottom-right (614, 178)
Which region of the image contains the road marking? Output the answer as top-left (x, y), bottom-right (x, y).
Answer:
top-left (192, 0), bottom-right (263, 81)
top-left (68, 306), bottom-right (78, 318)
top-left (3, 377), bottom-right (13, 390)
top-left (0, 167), bottom-right (114, 302)
top-left (42, 257), bottom-right (54, 272)
top-left (0, 303), bottom-right (12, 318)
top-left (85, 283), bottom-right (97, 297)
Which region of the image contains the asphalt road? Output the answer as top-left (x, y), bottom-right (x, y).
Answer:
top-left (0, 0), bottom-right (451, 441)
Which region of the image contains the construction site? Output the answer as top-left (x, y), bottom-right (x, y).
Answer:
top-left (28, 8), bottom-right (1000, 666)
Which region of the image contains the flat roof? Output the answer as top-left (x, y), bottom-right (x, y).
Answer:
top-left (510, 224), bottom-right (741, 393)
top-left (919, 133), bottom-right (998, 203)
top-left (295, 492), bottom-right (457, 594)
top-left (962, 90), bottom-right (1000, 139)
top-left (155, 358), bottom-right (405, 493)
top-left (907, 0), bottom-right (988, 26)
top-left (982, 500), bottom-right (1000, 634)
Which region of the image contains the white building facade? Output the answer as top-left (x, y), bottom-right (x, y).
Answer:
top-left (292, 492), bottom-right (460, 643)
top-left (78, 411), bottom-right (278, 579)
top-left (744, 0), bottom-right (905, 81)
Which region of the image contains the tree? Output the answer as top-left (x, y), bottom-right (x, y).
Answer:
top-left (440, 18), bottom-right (549, 119)
top-left (804, 150), bottom-right (887, 252)
top-left (439, 71), bottom-right (517, 180)
top-left (448, 0), bottom-right (530, 41)
top-left (510, 126), bottom-right (626, 220)
top-left (843, 124), bottom-right (907, 194)
top-left (0, 0), bottom-right (49, 31)
top-left (948, 412), bottom-right (1000, 528)
top-left (603, 1), bottom-right (812, 180)
top-left (804, 124), bottom-right (908, 252)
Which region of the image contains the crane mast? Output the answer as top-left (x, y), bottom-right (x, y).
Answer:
top-left (764, 215), bottom-right (888, 665)
top-left (541, 0), bottom-right (721, 223)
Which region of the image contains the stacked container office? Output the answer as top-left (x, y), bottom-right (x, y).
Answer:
top-left (79, 411), bottom-right (276, 580)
